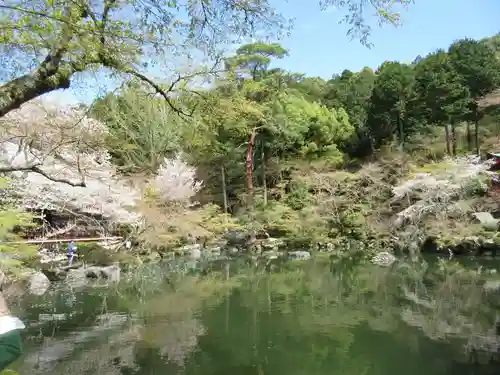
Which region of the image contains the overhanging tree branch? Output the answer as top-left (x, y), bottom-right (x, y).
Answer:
top-left (0, 4), bottom-right (88, 117)
top-left (0, 163), bottom-right (86, 187)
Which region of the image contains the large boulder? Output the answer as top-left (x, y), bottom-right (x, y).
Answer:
top-left (28, 272), bottom-right (51, 296)
top-left (66, 264), bottom-right (121, 287)
top-left (100, 264), bottom-right (120, 282)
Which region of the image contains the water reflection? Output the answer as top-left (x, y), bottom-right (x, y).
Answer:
top-left (8, 257), bottom-right (500, 375)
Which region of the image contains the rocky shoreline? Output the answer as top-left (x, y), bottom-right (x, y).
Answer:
top-left (16, 228), bottom-right (500, 298)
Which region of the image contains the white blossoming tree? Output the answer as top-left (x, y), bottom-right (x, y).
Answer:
top-left (140, 154), bottom-right (239, 250)
top-left (152, 156), bottom-right (203, 202)
top-left (0, 99), bottom-right (144, 226)
top-left (0, 100), bottom-right (205, 228)
top-left (0, 98), bottom-right (231, 252)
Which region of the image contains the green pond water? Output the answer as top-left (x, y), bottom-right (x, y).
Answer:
top-left (7, 256), bottom-right (500, 375)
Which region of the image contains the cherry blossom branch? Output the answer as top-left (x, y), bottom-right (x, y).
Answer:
top-left (0, 163), bottom-right (86, 187)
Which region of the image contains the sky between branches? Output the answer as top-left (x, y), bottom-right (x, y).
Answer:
top-left (36, 0), bottom-right (499, 106)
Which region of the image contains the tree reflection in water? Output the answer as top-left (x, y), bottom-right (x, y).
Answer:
top-left (9, 257), bottom-right (500, 375)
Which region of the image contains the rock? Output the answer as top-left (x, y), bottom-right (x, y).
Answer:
top-left (224, 229), bottom-right (248, 246)
top-left (3, 283), bottom-right (23, 299)
top-left (85, 267), bottom-right (102, 278)
top-left (189, 248), bottom-right (202, 260)
top-left (483, 280), bottom-right (500, 293)
top-left (246, 242), bottom-right (262, 254)
top-left (456, 236), bottom-right (481, 255)
top-left (421, 236), bottom-right (439, 253)
top-left (42, 268), bottom-right (68, 281)
top-left (28, 272), bottom-right (51, 296)
top-left (177, 244), bottom-right (202, 259)
top-left (472, 212), bottom-right (499, 231)
top-left (320, 242), bottom-right (335, 252)
top-left (206, 239), bottom-right (229, 249)
top-left (288, 251), bottom-right (311, 261)
top-left (38, 248), bottom-right (67, 264)
top-left (100, 264), bottom-right (120, 282)
top-left (371, 251), bottom-right (396, 267)
top-left (225, 247), bottom-right (239, 256)
top-left (66, 264), bottom-right (121, 287)
top-left (480, 238), bottom-right (499, 256)
top-left (38, 313), bottom-right (67, 322)
top-left (423, 234), bottom-right (500, 257)
top-left (66, 268), bottom-right (87, 288)
top-left (261, 238), bottom-right (284, 251)
top-left (262, 250), bottom-right (282, 260)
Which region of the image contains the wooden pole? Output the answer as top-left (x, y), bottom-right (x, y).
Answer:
top-left (1, 236), bottom-right (123, 245)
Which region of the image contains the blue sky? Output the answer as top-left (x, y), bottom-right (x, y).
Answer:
top-left (274, 0), bottom-right (499, 79)
top-left (45, 0), bottom-right (499, 104)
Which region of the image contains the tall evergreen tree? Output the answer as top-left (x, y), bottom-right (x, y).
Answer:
top-left (367, 61), bottom-right (415, 149)
top-left (412, 51), bottom-right (471, 155)
top-left (448, 38), bottom-right (500, 154)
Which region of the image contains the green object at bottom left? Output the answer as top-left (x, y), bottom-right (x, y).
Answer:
top-left (0, 331), bottom-right (22, 374)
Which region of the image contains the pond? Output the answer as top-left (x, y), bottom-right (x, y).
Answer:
top-left (6, 256), bottom-right (500, 375)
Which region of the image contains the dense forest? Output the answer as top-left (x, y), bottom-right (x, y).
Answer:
top-left (85, 34), bottom-right (500, 252)
top-left (1, 0), bottom-right (500, 271)
top-left (3, 4), bottom-right (500, 373)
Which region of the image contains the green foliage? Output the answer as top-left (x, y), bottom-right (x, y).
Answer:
top-left (225, 42), bottom-right (288, 80)
top-left (448, 38), bottom-right (500, 100)
top-left (94, 34), bottom-right (500, 256)
top-left (269, 92), bottom-right (354, 163)
top-left (91, 83), bottom-right (182, 174)
top-left (0, 214), bottom-right (37, 276)
top-left (411, 51), bottom-right (471, 126)
top-left (0, 0), bottom-right (413, 119)
top-left (0, 370), bottom-right (20, 375)
top-left (285, 181), bottom-right (314, 210)
top-left (367, 61), bottom-right (415, 147)
top-left (462, 176), bottom-right (490, 197)
top-left (323, 67), bottom-right (377, 155)
top-left (243, 200), bottom-right (329, 248)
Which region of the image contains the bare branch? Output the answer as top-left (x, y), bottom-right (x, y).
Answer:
top-left (121, 67), bottom-right (194, 118)
top-left (115, 59), bottom-right (224, 119)
top-left (32, 165), bottom-right (85, 187)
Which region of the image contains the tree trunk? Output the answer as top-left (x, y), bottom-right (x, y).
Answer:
top-left (220, 164), bottom-right (228, 214)
top-left (444, 125), bottom-right (451, 156)
top-left (261, 139), bottom-right (267, 206)
top-left (475, 117), bottom-right (480, 156)
top-left (397, 114), bottom-right (404, 151)
top-left (0, 56), bottom-right (76, 118)
top-left (451, 123), bottom-right (457, 157)
top-left (466, 122), bottom-right (472, 151)
top-left (246, 128), bottom-right (258, 206)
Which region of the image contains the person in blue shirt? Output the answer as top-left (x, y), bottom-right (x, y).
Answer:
top-left (67, 241), bottom-right (77, 266)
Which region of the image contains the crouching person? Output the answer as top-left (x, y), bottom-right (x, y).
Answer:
top-left (0, 286), bottom-right (25, 371)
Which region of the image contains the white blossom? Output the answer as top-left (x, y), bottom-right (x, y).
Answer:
top-left (0, 99), bottom-right (140, 223)
top-left (0, 99), bottom-right (203, 224)
top-left (152, 156), bottom-right (203, 202)
top-left (392, 155), bottom-right (495, 227)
